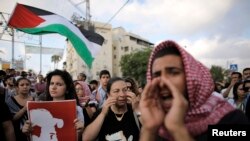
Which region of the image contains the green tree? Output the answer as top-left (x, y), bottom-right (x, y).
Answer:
top-left (210, 65), bottom-right (225, 82)
top-left (51, 55), bottom-right (62, 69)
top-left (120, 48), bottom-right (152, 86)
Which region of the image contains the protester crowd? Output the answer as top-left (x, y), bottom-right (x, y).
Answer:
top-left (0, 40), bottom-right (250, 141)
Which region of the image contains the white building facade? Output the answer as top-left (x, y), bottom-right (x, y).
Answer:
top-left (65, 21), bottom-right (153, 81)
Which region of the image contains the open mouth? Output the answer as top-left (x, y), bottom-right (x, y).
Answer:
top-left (160, 90), bottom-right (173, 100)
top-left (161, 95), bottom-right (172, 100)
top-left (118, 99), bottom-right (127, 102)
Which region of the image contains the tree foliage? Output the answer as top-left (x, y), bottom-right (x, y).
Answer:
top-left (210, 65), bottom-right (225, 82)
top-left (120, 48), bottom-right (152, 86)
top-left (51, 55), bottom-right (62, 69)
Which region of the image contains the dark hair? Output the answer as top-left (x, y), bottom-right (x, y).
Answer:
top-left (99, 70), bottom-right (110, 79)
top-left (154, 45), bottom-right (181, 61)
top-left (45, 69), bottom-right (80, 105)
top-left (243, 80), bottom-right (250, 92)
top-left (21, 71), bottom-right (28, 77)
top-left (124, 77), bottom-right (139, 96)
top-left (3, 75), bottom-right (16, 87)
top-left (231, 72), bottom-right (242, 79)
top-left (79, 73), bottom-right (86, 78)
top-left (232, 81), bottom-right (244, 101)
top-left (243, 68), bottom-right (250, 73)
top-left (0, 70), bottom-right (6, 76)
top-left (15, 77), bottom-right (31, 86)
top-left (106, 77), bottom-right (124, 94)
top-left (214, 82), bottom-right (223, 93)
top-left (89, 80), bottom-right (98, 85)
top-left (151, 45), bottom-right (181, 76)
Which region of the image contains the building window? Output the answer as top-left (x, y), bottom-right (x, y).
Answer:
top-left (130, 36), bottom-right (137, 42)
top-left (114, 55), bottom-right (116, 59)
top-left (124, 46), bottom-right (129, 52)
top-left (113, 46), bottom-right (116, 50)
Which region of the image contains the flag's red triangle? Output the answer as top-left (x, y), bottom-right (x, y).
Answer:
top-left (8, 4), bottom-right (45, 28)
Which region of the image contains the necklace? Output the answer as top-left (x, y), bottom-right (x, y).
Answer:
top-left (111, 105), bottom-right (127, 121)
top-left (115, 113), bottom-right (125, 121)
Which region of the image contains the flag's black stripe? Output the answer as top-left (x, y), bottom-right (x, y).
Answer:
top-left (79, 28), bottom-right (105, 46)
top-left (20, 4), bottom-right (104, 45)
top-left (23, 4), bottom-right (53, 16)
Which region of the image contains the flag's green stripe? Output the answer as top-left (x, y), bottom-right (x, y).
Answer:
top-left (19, 24), bottom-right (94, 68)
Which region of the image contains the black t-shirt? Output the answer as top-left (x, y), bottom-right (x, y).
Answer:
top-left (82, 108), bottom-right (91, 127)
top-left (0, 100), bottom-right (12, 141)
top-left (92, 105), bottom-right (140, 141)
top-left (9, 96), bottom-right (29, 141)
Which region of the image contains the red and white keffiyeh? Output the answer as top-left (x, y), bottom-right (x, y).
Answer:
top-left (146, 40), bottom-right (235, 139)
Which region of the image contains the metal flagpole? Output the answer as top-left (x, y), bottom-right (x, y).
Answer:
top-left (39, 35), bottom-right (42, 74)
top-left (2, 6), bottom-right (17, 69)
top-left (11, 28), bottom-right (15, 68)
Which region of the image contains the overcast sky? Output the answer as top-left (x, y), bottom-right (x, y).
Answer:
top-left (0, 0), bottom-right (250, 75)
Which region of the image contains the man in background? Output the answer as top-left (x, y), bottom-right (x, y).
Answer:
top-left (96, 70), bottom-right (110, 109)
top-left (242, 68), bottom-right (250, 81)
top-left (221, 72), bottom-right (242, 99)
top-left (77, 72), bottom-right (87, 82)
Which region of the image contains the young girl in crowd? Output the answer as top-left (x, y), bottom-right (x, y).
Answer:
top-left (6, 77), bottom-right (34, 141)
top-left (74, 80), bottom-right (97, 126)
top-left (22, 69), bottom-right (84, 141)
top-left (228, 81), bottom-right (247, 112)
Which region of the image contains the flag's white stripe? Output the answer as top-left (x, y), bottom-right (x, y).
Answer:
top-left (37, 15), bottom-right (101, 56)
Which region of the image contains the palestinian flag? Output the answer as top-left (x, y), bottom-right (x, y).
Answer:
top-left (8, 3), bottom-right (104, 68)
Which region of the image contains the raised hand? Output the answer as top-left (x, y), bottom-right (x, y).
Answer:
top-left (160, 77), bottom-right (194, 141)
top-left (139, 78), bottom-right (165, 133)
top-left (101, 96), bottom-right (117, 116)
top-left (126, 91), bottom-right (139, 111)
top-left (74, 118), bottom-right (84, 133)
top-left (160, 77), bottom-right (188, 133)
top-left (22, 120), bottom-right (32, 135)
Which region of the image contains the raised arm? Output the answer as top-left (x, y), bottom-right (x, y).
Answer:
top-left (82, 96), bottom-right (117, 141)
top-left (139, 78), bottom-right (165, 141)
top-left (161, 77), bottom-right (194, 141)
